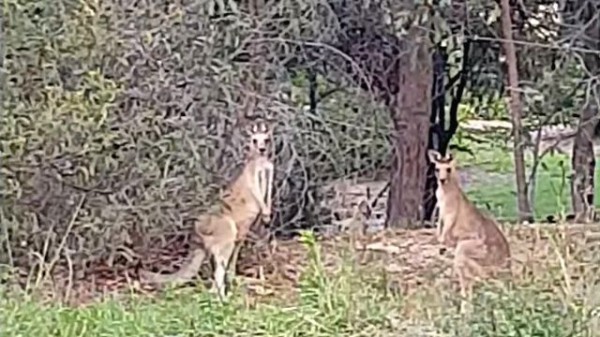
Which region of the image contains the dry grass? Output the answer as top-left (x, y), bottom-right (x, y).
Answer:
top-left (2, 223), bottom-right (599, 336)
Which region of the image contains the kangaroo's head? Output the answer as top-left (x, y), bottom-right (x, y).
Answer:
top-left (246, 120), bottom-right (273, 157)
top-left (336, 199), bottom-right (374, 234)
top-left (427, 150), bottom-right (458, 186)
top-left (355, 199), bottom-right (373, 222)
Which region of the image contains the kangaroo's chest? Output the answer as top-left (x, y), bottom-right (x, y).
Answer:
top-left (436, 187), bottom-right (462, 235)
top-left (229, 185), bottom-right (260, 210)
top-left (436, 187), bottom-right (447, 215)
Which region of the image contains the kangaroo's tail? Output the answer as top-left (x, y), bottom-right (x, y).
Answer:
top-left (139, 248), bottom-right (207, 286)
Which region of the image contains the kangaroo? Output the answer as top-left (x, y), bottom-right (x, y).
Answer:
top-left (336, 199), bottom-right (373, 235)
top-left (428, 150), bottom-right (511, 299)
top-left (139, 121), bottom-right (275, 299)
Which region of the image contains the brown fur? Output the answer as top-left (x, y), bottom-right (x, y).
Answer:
top-left (428, 150), bottom-right (511, 298)
top-left (139, 121), bottom-right (275, 299)
top-left (336, 199), bottom-right (372, 236)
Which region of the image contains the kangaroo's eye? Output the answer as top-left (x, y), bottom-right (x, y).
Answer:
top-left (265, 139), bottom-right (271, 144)
top-left (252, 139), bottom-right (257, 145)
top-left (435, 168), bottom-right (439, 172)
top-left (446, 168), bottom-right (451, 173)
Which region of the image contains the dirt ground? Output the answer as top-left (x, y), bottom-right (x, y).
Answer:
top-left (12, 223), bottom-right (599, 307)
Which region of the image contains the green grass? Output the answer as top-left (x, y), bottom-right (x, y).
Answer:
top-left (0, 282), bottom-right (593, 337)
top-left (1, 291), bottom-right (356, 336)
top-left (454, 140), bottom-right (600, 221)
top-left (1, 232), bottom-right (597, 337)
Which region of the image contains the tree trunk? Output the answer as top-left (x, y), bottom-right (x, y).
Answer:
top-left (499, 0), bottom-right (534, 223)
top-left (571, 5), bottom-right (599, 223)
top-left (386, 28), bottom-right (432, 228)
top-left (422, 39), bottom-right (470, 223)
top-left (571, 103), bottom-right (597, 223)
top-left (422, 47), bottom-right (447, 225)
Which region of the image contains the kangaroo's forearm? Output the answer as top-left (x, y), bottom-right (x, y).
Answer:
top-left (439, 215), bottom-right (456, 246)
top-left (265, 169), bottom-right (273, 210)
top-left (253, 175), bottom-right (269, 212)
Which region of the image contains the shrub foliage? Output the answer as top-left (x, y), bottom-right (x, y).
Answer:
top-left (1, 0), bottom-right (391, 272)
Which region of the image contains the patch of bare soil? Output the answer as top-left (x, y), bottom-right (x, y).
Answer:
top-left (12, 224), bottom-right (599, 307)
top-left (238, 223), bottom-right (599, 298)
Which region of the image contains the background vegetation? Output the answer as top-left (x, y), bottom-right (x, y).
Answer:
top-left (1, 0), bottom-right (599, 335)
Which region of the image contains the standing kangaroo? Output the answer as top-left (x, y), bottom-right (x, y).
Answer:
top-left (428, 150), bottom-right (511, 298)
top-left (139, 121), bottom-right (275, 299)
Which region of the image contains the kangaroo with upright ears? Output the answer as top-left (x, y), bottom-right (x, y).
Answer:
top-left (139, 120), bottom-right (275, 299)
top-left (428, 150), bottom-right (511, 299)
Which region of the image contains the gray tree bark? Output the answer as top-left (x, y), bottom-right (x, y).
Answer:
top-left (500, 0), bottom-right (534, 223)
top-left (565, 1), bottom-right (599, 223)
top-left (386, 27), bottom-right (432, 228)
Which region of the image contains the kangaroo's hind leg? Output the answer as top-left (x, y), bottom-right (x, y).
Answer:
top-left (211, 238), bottom-right (237, 300)
top-left (209, 217), bottom-right (238, 300)
top-left (227, 242), bottom-right (243, 279)
top-left (453, 239), bottom-right (488, 300)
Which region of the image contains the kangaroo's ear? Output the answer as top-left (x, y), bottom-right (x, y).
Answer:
top-left (241, 121), bottom-right (254, 136)
top-left (264, 119), bottom-right (276, 134)
top-left (444, 152), bottom-right (454, 162)
top-left (427, 149), bottom-right (441, 163)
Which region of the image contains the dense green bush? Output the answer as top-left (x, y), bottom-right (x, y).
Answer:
top-left (1, 0), bottom-right (592, 280)
top-left (1, 0), bottom-right (391, 274)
